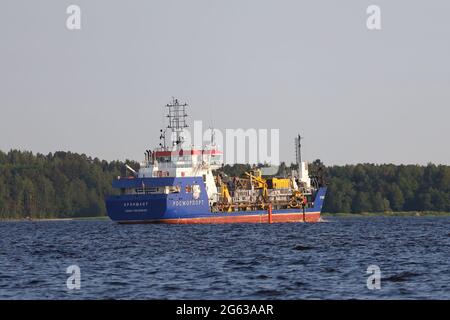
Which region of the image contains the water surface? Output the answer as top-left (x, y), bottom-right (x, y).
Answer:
top-left (0, 217), bottom-right (449, 299)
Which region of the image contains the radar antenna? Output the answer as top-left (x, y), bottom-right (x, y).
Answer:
top-left (166, 97), bottom-right (188, 148)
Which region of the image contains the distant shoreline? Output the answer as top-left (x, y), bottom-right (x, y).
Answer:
top-left (0, 216), bottom-right (109, 222)
top-left (321, 211), bottom-right (450, 218)
top-left (1, 212), bottom-right (450, 222)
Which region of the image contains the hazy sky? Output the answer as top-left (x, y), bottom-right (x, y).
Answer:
top-left (1, 0), bottom-right (449, 165)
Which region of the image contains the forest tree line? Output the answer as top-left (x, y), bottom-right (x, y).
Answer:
top-left (0, 150), bottom-right (449, 219)
top-left (0, 150), bottom-right (138, 219)
top-left (311, 161), bottom-right (449, 213)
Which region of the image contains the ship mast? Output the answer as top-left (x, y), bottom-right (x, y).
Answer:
top-left (166, 98), bottom-right (188, 149)
top-left (295, 134), bottom-right (303, 167)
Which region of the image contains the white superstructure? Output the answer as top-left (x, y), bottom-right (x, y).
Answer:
top-left (135, 98), bottom-right (223, 203)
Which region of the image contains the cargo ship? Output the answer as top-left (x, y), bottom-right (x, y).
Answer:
top-left (105, 98), bottom-right (327, 224)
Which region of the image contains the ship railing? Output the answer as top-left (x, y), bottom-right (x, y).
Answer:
top-left (133, 186), bottom-right (180, 195)
top-left (157, 162), bottom-right (195, 169)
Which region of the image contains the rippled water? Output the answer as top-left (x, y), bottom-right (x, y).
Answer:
top-left (0, 217), bottom-right (449, 299)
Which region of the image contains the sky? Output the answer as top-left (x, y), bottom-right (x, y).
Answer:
top-left (1, 0), bottom-right (449, 166)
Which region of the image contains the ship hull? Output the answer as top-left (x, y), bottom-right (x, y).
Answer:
top-left (115, 211), bottom-right (321, 224)
top-left (105, 177), bottom-right (326, 225)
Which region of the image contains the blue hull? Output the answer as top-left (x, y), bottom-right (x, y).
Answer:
top-left (105, 176), bottom-right (326, 224)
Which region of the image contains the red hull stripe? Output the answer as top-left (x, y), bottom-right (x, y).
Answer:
top-left (118, 212), bottom-right (321, 225)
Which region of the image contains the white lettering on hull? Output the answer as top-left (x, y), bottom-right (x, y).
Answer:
top-left (123, 201), bottom-right (149, 207)
top-left (172, 200), bottom-right (204, 207)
